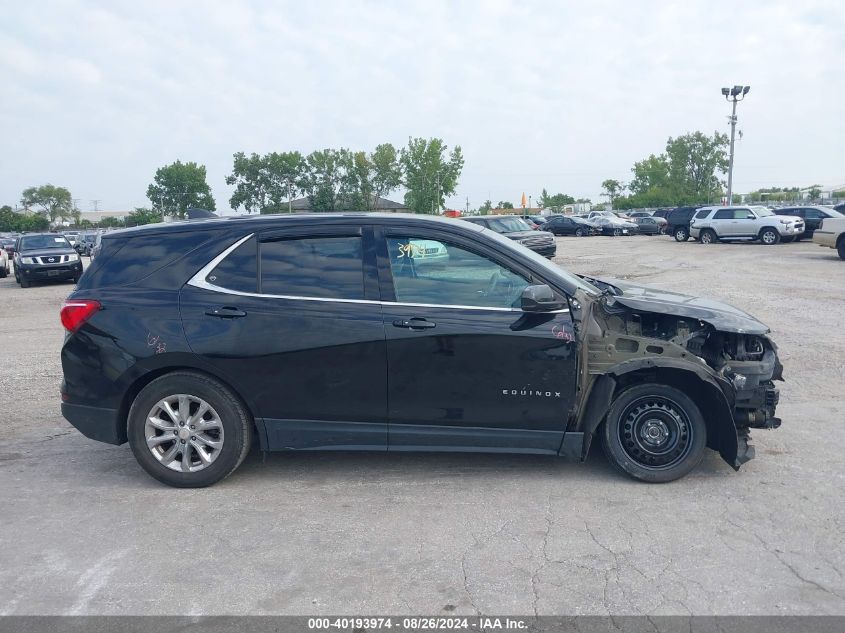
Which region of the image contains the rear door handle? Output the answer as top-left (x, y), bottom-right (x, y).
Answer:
top-left (205, 306), bottom-right (247, 318)
top-left (392, 317), bottom-right (436, 330)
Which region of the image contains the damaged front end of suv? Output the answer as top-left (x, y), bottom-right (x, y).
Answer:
top-left (566, 277), bottom-right (783, 480)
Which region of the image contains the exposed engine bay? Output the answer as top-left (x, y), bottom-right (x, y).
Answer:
top-left (585, 298), bottom-right (783, 433)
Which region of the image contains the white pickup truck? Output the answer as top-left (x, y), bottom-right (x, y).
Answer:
top-left (812, 216), bottom-right (845, 260)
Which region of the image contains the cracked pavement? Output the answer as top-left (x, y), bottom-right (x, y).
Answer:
top-left (0, 237), bottom-right (843, 615)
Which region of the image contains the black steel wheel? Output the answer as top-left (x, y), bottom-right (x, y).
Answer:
top-left (575, 227), bottom-right (584, 237)
top-left (602, 384), bottom-right (707, 482)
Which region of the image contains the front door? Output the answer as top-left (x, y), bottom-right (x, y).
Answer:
top-left (180, 227), bottom-right (388, 451)
top-left (376, 228), bottom-right (578, 453)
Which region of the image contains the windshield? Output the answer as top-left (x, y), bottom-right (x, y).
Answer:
top-left (475, 226), bottom-right (600, 296)
top-left (20, 235), bottom-right (71, 250)
top-left (750, 206), bottom-right (773, 216)
top-left (486, 217), bottom-right (532, 233)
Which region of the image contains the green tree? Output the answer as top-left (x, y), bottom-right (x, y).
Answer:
top-left (497, 201), bottom-right (514, 209)
top-left (124, 207), bottom-right (162, 227)
top-left (299, 149), bottom-right (358, 212)
top-left (400, 137), bottom-right (464, 214)
top-left (20, 184), bottom-right (73, 224)
top-left (146, 160), bottom-right (216, 219)
top-left (350, 143), bottom-right (403, 211)
top-left (477, 200), bottom-right (493, 215)
top-left (628, 154), bottom-right (671, 197)
top-left (226, 151), bottom-right (305, 214)
top-left (664, 131), bottom-right (729, 203)
top-left (601, 179), bottom-right (625, 207)
top-left (98, 216), bottom-right (124, 228)
top-left (538, 188), bottom-right (576, 212)
top-left (806, 184), bottom-right (822, 200)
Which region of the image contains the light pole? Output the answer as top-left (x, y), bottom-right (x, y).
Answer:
top-left (721, 84), bottom-right (750, 205)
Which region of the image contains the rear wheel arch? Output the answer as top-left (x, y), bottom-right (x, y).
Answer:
top-left (118, 365), bottom-right (261, 447)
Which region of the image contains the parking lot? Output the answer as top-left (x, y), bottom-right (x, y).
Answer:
top-left (1, 234), bottom-right (843, 616)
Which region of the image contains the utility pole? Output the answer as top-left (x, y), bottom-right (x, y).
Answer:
top-left (465, 196), bottom-right (469, 215)
top-left (721, 85), bottom-right (750, 205)
top-left (288, 180), bottom-right (292, 213)
top-left (91, 199), bottom-right (101, 212)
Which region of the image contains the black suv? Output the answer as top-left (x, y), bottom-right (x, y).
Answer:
top-left (773, 206), bottom-right (844, 240)
top-left (14, 233), bottom-right (83, 287)
top-left (665, 206), bottom-right (702, 242)
top-left (61, 214), bottom-right (783, 487)
top-left (461, 215), bottom-right (556, 257)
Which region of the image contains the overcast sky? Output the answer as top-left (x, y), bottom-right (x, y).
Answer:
top-left (1, 0), bottom-right (843, 213)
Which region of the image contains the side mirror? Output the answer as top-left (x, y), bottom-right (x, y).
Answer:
top-left (521, 284), bottom-right (565, 312)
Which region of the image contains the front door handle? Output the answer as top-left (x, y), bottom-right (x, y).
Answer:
top-left (392, 317), bottom-right (436, 330)
top-left (205, 306), bottom-right (247, 318)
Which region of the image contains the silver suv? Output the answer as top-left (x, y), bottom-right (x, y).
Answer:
top-left (690, 205), bottom-right (803, 245)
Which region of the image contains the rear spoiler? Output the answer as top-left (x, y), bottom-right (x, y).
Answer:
top-left (186, 208), bottom-right (218, 220)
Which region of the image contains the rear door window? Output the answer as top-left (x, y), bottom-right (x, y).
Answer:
top-left (259, 235), bottom-right (364, 300)
top-left (207, 236), bottom-right (257, 293)
top-left (713, 209), bottom-right (733, 220)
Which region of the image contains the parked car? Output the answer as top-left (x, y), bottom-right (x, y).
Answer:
top-left (665, 206), bottom-right (702, 242)
top-left (0, 237), bottom-right (16, 258)
top-left (60, 213), bottom-right (783, 487)
top-left (591, 216), bottom-right (638, 236)
top-left (634, 216), bottom-right (666, 235)
top-left (76, 232), bottom-right (99, 256)
top-left (812, 216), bottom-right (845, 260)
top-left (89, 232), bottom-right (103, 260)
top-left (519, 214), bottom-right (547, 229)
top-left (461, 215), bottom-right (556, 257)
top-left (833, 202), bottom-right (845, 214)
top-left (63, 231), bottom-right (80, 250)
top-left (627, 211), bottom-right (653, 219)
top-left (0, 245), bottom-right (8, 278)
top-left (543, 215), bottom-right (595, 237)
top-left (773, 206), bottom-right (844, 240)
top-left (652, 208), bottom-right (673, 219)
top-left (13, 233), bottom-right (83, 287)
top-left (690, 206), bottom-right (804, 245)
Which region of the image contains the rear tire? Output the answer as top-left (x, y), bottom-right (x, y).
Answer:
top-left (575, 228), bottom-right (584, 237)
top-left (127, 371), bottom-right (253, 488)
top-left (601, 384), bottom-right (707, 483)
top-left (673, 227), bottom-right (689, 242)
top-left (0, 265), bottom-right (6, 278)
top-left (837, 239), bottom-right (845, 260)
top-left (613, 228), bottom-right (622, 237)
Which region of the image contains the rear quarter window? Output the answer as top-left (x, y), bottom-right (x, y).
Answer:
top-left (81, 231), bottom-right (214, 289)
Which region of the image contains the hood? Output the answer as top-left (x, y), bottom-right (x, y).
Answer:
top-left (584, 276), bottom-right (771, 335)
top-left (504, 230), bottom-right (549, 240)
top-left (19, 248), bottom-right (76, 258)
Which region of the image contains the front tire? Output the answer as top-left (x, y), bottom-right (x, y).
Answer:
top-left (20, 275), bottom-right (30, 288)
top-left (759, 228), bottom-right (780, 245)
top-left (575, 228), bottom-right (584, 237)
top-left (601, 384), bottom-right (707, 483)
top-left (699, 229), bottom-right (717, 245)
top-left (674, 227), bottom-right (689, 242)
top-left (838, 239), bottom-right (845, 260)
top-left (127, 371), bottom-right (253, 488)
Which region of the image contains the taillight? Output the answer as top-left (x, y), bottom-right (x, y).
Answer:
top-left (60, 300), bottom-right (101, 333)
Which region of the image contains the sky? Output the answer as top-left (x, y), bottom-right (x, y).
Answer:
top-left (1, 0), bottom-right (843, 213)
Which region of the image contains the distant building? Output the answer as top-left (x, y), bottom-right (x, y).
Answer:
top-left (286, 196), bottom-right (410, 212)
top-left (79, 210), bottom-right (132, 223)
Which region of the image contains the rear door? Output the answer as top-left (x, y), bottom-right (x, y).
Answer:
top-left (179, 225), bottom-right (388, 451)
top-left (376, 226), bottom-right (578, 453)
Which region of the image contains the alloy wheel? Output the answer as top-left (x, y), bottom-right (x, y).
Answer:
top-left (144, 394), bottom-right (224, 472)
top-left (761, 230), bottom-right (777, 245)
